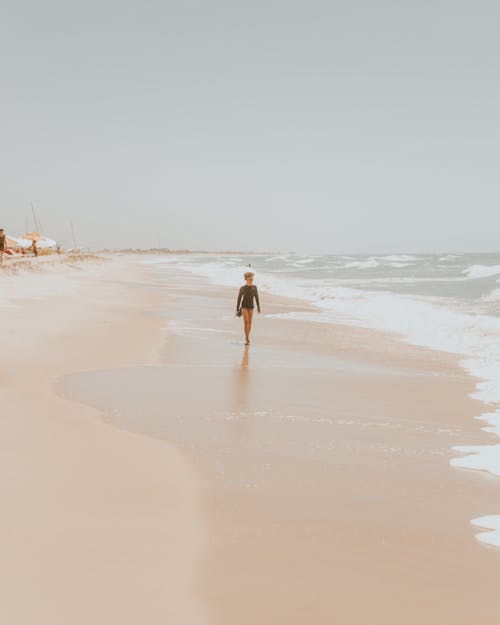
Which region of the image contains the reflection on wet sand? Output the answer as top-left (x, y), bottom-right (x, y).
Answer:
top-left (230, 345), bottom-right (251, 442)
top-left (234, 344), bottom-right (250, 411)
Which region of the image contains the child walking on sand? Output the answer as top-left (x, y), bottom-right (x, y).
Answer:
top-left (236, 272), bottom-right (261, 345)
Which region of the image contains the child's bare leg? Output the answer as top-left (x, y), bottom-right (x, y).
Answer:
top-left (242, 309), bottom-right (251, 344)
top-left (242, 308), bottom-right (254, 344)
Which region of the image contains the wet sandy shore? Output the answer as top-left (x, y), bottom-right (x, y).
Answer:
top-left (59, 264), bottom-right (500, 625)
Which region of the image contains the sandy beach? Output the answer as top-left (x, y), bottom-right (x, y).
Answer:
top-left (2, 255), bottom-right (500, 624)
top-left (0, 257), bottom-right (206, 625)
top-left (3, 0), bottom-right (499, 621)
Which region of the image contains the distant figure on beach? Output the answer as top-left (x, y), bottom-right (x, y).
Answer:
top-left (31, 239), bottom-right (38, 257)
top-left (0, 229), bottom-right (5, 258)
top-left (236, 272), bottom-right (261, 345)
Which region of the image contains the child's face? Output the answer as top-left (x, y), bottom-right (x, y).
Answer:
top-left (246, 276), bottom-right (253, 284)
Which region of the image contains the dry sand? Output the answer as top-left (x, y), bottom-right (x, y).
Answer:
top-left (2, 256), bottom-right (500, 625)
top-left (0, 257), bottom-right (207, 625)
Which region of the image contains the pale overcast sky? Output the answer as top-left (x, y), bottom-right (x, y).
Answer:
top-left (1, 0), bottom-right (498, 252)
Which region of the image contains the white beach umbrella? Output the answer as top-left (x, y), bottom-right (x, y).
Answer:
top-left (6, 235), bottom-right (31, 249)
top-left (37, 238), bottom-right (57, 249)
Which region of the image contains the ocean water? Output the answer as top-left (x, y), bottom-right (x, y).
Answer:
top-left (147, 251), bottom-right (500, 547)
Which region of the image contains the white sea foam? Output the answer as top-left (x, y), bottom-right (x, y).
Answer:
top-left (475, 411), bottom-right (500, 436)
top-left (471, 516), bottom-right (500, 547)
top-left (342, 259), bottom-right (379, 269)
top-left (378, 254), bottom-right (419, 262)
top-left (463, 265), bottom-right (500, 279)
top-left (451, 444), bottom-right (500, 477)
top-left (482, 288), bottom-right (500, 302)
top-left (264, 255), bottom-right (290, 262)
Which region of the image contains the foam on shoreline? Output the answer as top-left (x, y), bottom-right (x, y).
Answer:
top-left (471, 516), bottom-right (500, 548)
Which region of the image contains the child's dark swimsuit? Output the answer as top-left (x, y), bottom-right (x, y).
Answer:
top-left (237, 285), bottom-right (260, 311)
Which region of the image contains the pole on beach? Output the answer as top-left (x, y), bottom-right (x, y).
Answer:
top-left (70, 220), bottom-right (77, 249)
top-left (31, 203), bottom-right (39, 232)
top-left (69, 220), bottom-right (82, 260)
